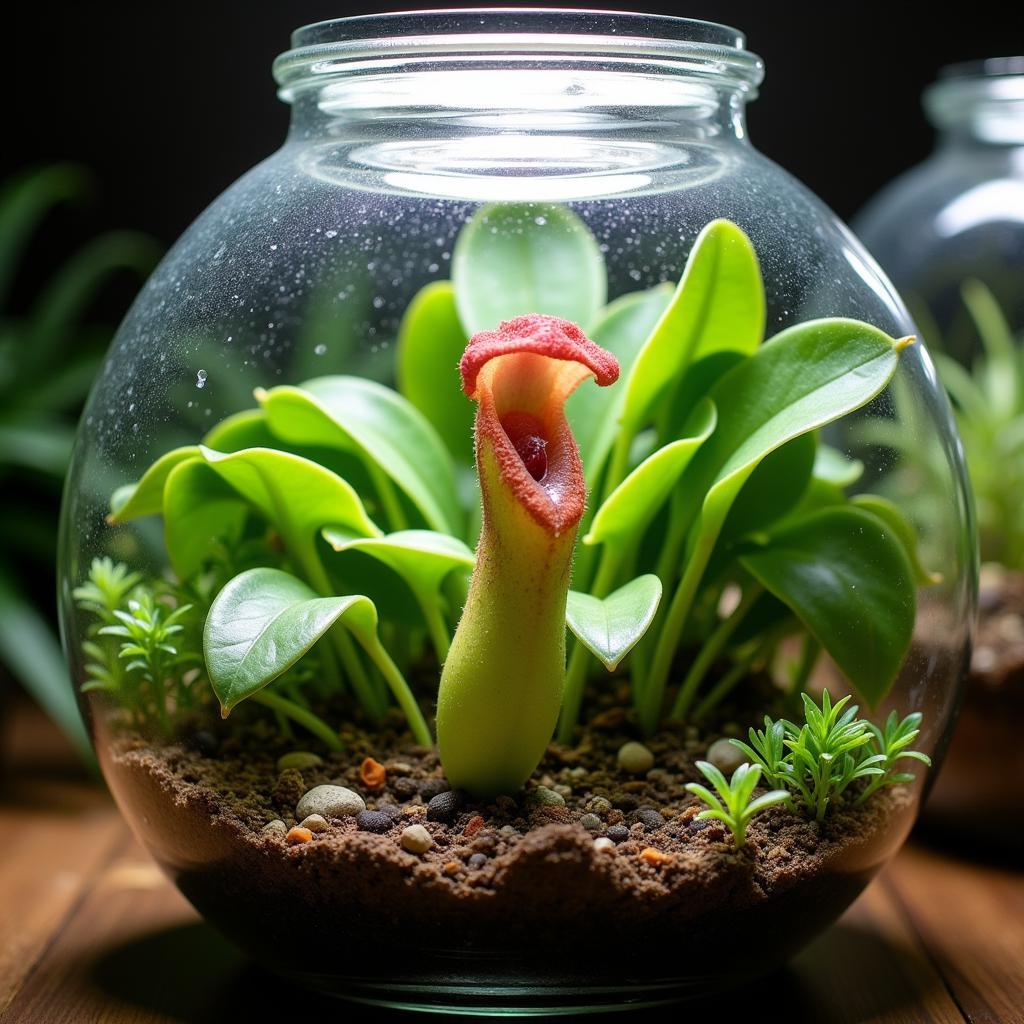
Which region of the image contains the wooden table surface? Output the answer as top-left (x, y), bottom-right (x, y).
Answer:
top-left (1, 703), bottom-right (1021, 1024)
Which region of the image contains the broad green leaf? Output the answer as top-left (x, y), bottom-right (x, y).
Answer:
top-left (619, 219), bottom-right (765, 435)
top-left (163, 460), bottom-right (248, 578)
top-left (569, 285), bottom-right (673, 484)
top-left (198, 446), bottom-right (380, 564)
top-left (205, 567), bottom-right (379, 714)
top-left (0, 567), bottom-right (93, 766)
top-left (0, 422), bottom-right (75, 476)
top-left (396, 281), bottom-right (473, 463)
top-left (258, 376), bottom-right (461, 535)
top-left (566, 575), bottom-right (663, 671)
top-left (322, 528), bottom-right (474, 596)
top-left (683, 320), bottom-right (909, 553)
top-left (852, 494), bottom-right (940, 585)
top-left (452, 203), bottom-right (606, 335)
top-left (719, 433), bottom-right (818, 543)
top-left (814, 444), bottom-right (864, 487)
top-left (108, 446), bottom-right (200, 521)
top-left (739, 506), bottom-right (916, 706)
top-left (584, 399), bottom-right (716, 546)
top-left (202, 408), bottom-right (277, 451)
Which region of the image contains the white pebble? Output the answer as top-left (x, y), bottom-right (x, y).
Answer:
top-left (618, 741), bottom-right (655, 774)
top-left (300, 814), bottom-right (330, 833)
top-left (707, 738), bottom-right (749, 775)
top-left (296, 784), bottom-right (365, 820)
top-left (594, 837), bottom-right (615, 852)
top-left (401, 824), bottom-right (434, 854)
top-left (262, 819), bottom-right (287, 836)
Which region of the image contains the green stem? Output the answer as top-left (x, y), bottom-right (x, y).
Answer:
top-left (557, 547), bottom-right (622, 745)
top-left (789, 634), bottom-right (821, 700)
top-left (368, 462), bottom-right (408, 531)
top-left (601, 426), bottom-right (634, 508)
top-left (669, 583), bottom-right (763, 722)
top-left (693, 635), bottom-right (770, 721)
top-left (252, 689), bottom-right (342, 750)
top-left (359, 636), bottom-right (433, 747)
top-left (415, 587), bottom-right (451, 664)
top-left (640, 528), bottom-right (718, 735)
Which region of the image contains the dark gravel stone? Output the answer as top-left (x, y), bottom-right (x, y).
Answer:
top-left (356, 810), bottom-right (393, 833)
top-left (427, 789), bottom-right (463, 823)
top-left (632, 808), bottom-right (666, 831)
top-left (375, 803), bottom-right (402, 820)
top-left (688, 818), bottom-right (711, 834)
top-left (606, 824), bottom-right (630, 844)
top-left (419, 778), bottom-right (452, 800)
top-left (468, 853), bottom-right (488, 870)
top-left (392, 777), bottom-right (418, 800)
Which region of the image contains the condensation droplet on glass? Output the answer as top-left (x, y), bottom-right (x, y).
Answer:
top-left (372, 296), bottom-right (385, 309)
top-left (325, 230), bottom-right (338, 239)
top-left (534, 216), bottom-right (547, 225)
top-left (196, 369), bottom-right (208, 389)
top-left (314, 343), bottom-right (327, 355)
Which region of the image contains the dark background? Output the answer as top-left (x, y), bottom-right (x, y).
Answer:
top-left (6, 2), bottom-right (1024, 249)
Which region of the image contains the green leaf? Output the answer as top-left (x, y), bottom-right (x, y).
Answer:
top-left (739, 506), bottom-right (916, 707)
top-left (202, 408), bottom-right (278, 451)
top-left (0, 422), bottom-right (76, 477)
top-left (198, 445), bottom-right (381, 562)
top-left (204, 567), bottom-right (379, 714)
top-left (452, 202), bottom-right (606, 335)
top-left (566, 575), bottom-right (663, 671)
top-left (568, 285), bottom-right (672, 482)
top-left (163, 460), bottom-right (248, 578)
top-left (852, 494), bottom-right (940, 585)
top-left (258, 376), bottom-right (461, 535)
top-left (584, 399), bottom-right (716, 546)
top-left (108, 446), bottom-right (201, 521)
top-left (396, 281), bottom-right (473, 463)
top-left (619, 219), bottom-right (765, 435)
top-left (685, 321), bottom-right (909, 547)
top-left (0, 568), bottom-right (94, 767)
top-left (322, 528), bottom-right (474, 594)
top-left (814, 444), bottom-right (864, 487)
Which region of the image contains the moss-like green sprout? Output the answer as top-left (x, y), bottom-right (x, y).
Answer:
top-left (85, 204), bottom-right (933, 800)
top-left (685, 761), bottom-right (790, 849)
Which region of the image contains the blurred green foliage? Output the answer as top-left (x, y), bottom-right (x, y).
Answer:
top-left (0, 164), bottom-right (160, 761)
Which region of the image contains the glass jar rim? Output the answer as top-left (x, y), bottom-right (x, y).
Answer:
top-left (925, 55), bottom-right (1024, 131)
top-left (273, 8), bottom-right (765, 99)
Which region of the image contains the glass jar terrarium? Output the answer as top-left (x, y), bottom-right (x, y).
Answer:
top-left (59, 11), bottom-right (975, 1013)
top-left (856, 58), bottom-right (1022, 849)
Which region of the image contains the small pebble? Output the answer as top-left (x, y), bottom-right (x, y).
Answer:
top-left (357, 810), bottom-right (393, 833)
top-left (463, 815), bottom-right (486, 837)
top-left (468, 852), bottom-right (489, 870)
top-left (392, 777), bottom-right (419, 799)
top-left (419, 778), bottom-right (451, 800)
top-left (529, 786), bottom-right (565, 807)
top-left (593, 837), bottom-right (615, 852)
top-left (617, 741), bottom-right (655, 774)
top-left (375, 803), bottom-right (402, 820)
top-left (286, 826), bottom-right (313, 845)
top-left (586, 796), bottom-right (613, 815)
top-left (606, 824), bottom-right (631, 843)
top-left (632, 808), bottom-right (666, 831)
top-left (427, 790), bottom-right (463, 823)
top-left (553, 784), bottom-right (573, 799)
top-left (296, 784), bottom-right (365, 820)
top-left (276, 751), bottom-right (323, 772)
top-left (580, 813), bottom-right (603, 831)
top-left (360, 757), bottom-right (387, 789)
top-left (262, 819), bottom-right (287, 836)
top-left (299, 814), bottom-right (329, 833)
top-left (640, 847), bottom-right (671, 865)
top-left (400, 824), bottom-right (433, 853)
top-left (499, 825), bottom-right (518, 837)
top-left (707, 738), bottom-right (748, 775)
top-left (444, 861), bottom-right (461, 876)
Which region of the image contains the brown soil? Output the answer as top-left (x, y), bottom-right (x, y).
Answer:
top-left (97, 683), bottom-right (917, 997)
top-left (923, 565), bottom-right (1024, 847)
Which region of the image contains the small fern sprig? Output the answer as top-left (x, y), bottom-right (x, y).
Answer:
top-left (685, 761), bottom-right (790, 849)
top-left (857, 711), bottom-right (932, 805)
